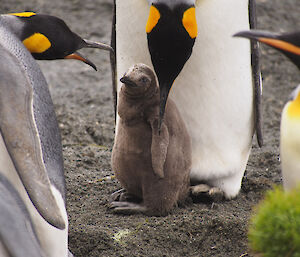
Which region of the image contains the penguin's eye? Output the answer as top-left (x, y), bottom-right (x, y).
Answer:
top-left (182, 7), bottom-right (198, 39)
top-left (140, 76), bottom-right (150, 84)
top-left (146, 5), bottom-right (161, 34)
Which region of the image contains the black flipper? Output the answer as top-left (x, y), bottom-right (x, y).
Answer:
top-left (111, 0), bottom-right (117, 121)
top-left (249, 0), bottom-right (263, 147)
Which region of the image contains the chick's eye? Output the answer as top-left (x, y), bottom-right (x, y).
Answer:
top-left (140, 76), bottom-right (149, 84)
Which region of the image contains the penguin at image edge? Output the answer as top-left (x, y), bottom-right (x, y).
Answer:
top-left (0, 11), bottom-right (112, 257)
top-left (235, 29), bottom-right (300, 191)
top-left (2, 11), bottom-right (113, 70)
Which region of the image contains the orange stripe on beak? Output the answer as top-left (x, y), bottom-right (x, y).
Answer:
top-left (64, 52), bottom-right (97, 71)
top-left (259, 37), bottom-right (300, 56)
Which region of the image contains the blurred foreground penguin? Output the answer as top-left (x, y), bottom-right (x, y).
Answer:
top-left (235, 29), bottom-right (300, 191)
top-left (0, 174), bottom-right (44, 257)
top-left (110, 63), bottom-right (191, 215)
top-left (281, 86), bottom-right (300, 191)
top-left (0, 12), bottom-right (112, 257)
top-left (112, 0), bottom-right (262, 199)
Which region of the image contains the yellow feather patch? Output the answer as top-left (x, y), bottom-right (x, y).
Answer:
top-left (146, 6), bottom-right (160, 34)
top-left (287, 92), bottom-right (300, 119)
top-left (182, 7), bottom-right (197, 39)
top-left (8, 12), bottom-right (36, 17)
top-left (23, 33), bottom-right (51, 53)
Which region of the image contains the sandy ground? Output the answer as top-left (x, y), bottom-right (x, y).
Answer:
top-left (1, 0), bottom-right (300, 256)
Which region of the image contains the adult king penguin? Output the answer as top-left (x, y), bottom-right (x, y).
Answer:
top-left (0, 12), bottom-right (112, 257)
top-left (235, 30), bottom-right (300, 191)
top-left (113, 0), bottom-right (262, 199)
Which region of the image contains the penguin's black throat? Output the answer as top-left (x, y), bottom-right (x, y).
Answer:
top-left (147, 3), bottom-right (197, 128)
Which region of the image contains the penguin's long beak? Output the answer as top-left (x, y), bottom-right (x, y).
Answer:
top-left (64, 52), bottom-right (97, 71)
top-left (83, 39), bottom-right (114, 52)
top-left (234, 30), bottom-right (300, 69)
top-left (64, 39), bottom-right (113, 70)
top-left (234, 30), bottom-right (300, 55)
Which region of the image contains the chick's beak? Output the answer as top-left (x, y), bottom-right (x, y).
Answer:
top-left (120, 75), bottom-right (137, 87)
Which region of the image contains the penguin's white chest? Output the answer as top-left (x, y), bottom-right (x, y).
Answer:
top-left (116, 0), bottom-right (254, 196)
top-left (171, 0), bottom-right (254, 179)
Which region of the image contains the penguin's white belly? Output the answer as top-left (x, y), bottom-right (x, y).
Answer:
top-left (116, 0), bottom-right (254, 197)
top-left (172, 0), bottom-right (254, 181)
top-left (0, 133), bottom-right (68, 257)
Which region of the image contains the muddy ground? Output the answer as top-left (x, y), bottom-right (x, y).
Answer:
top-left (1, 0), bottom-right (299, 256)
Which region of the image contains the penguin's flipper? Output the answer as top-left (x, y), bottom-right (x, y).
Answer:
top-left (111, 0), bottom-right (117, 121)
top-left (0, 174), bottom-right (44, 257)
top-left (249, 0), bottom-right (263, 147)
top-left (150, 119), bottom-right (169, 179)
top-left (0, 47), bottom-right (65, 230)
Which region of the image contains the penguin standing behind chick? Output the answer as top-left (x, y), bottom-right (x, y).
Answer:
top-left (0, 12), bottom-right (112, 257)
top-left (113, 0), bottom-right (262, 200)
top-left (235, 30), bottom-right (300, 190)
top-left (110, 63), bottom-right (191, 216)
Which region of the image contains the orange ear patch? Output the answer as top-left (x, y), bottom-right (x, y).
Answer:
top-left (8, 12), bottom-right (36, 17)
top-left (146, 5), bottom-right (161, 34)
top-left (23, 33), bottom-right (51, 53)
top-left (182, 7), bottom-right (197, 39)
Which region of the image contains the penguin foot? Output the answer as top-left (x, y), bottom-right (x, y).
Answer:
top-left (109, 201), bottom-right (147, 215)
top-left (190, 184), bottom-right (224, 202)
top-left (109, 189), bottom-right (142, 203)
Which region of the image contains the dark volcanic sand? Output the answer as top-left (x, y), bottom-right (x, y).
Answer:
top-left (1, 0), bottom-right (299, 256)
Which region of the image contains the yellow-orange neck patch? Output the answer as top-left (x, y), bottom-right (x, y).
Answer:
top-left (182, 7), bottom-right (197, 39)
top-left (287, 92), bottom-right (300, 119)
top-left (146, 5), bottom-right (160, 34)
top-left (8, 12), bottom-right (36, 18)
top-left (23, 33), bottom-right (51, 54)
top-left (260, 37), bottom-right (300, 56)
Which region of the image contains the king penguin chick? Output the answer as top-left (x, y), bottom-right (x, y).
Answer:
top-left (0, 12), bottom-right (111, 257)
top-left (110, 63), bottom-right (191, 216)
top-left (235, 29), bottom-right (300, 191)
top-left (113, 0), bottom-right (262, 199)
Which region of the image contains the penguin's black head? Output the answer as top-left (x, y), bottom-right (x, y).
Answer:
top-left (234, 30), bottom-right (300, 70)
top-left (146, 1), bottom-right (197, 128)
top-left (8, 12), bottom-right (113, 70)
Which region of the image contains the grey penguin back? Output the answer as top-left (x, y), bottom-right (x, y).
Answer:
top-left (0, 18), bottom-right (66, 229)
top-left (0, 17), bottom-right (65, 198)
